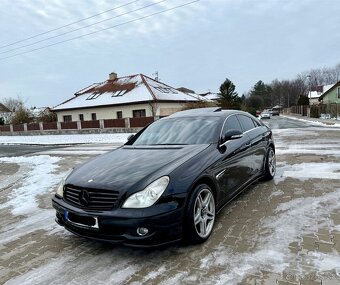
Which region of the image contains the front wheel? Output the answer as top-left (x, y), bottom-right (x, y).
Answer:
top-left (264, 147), bottom-right (276, 180)
top-left (184, 184), bottom-right (215, 244)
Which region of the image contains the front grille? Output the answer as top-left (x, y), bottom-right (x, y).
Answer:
top-left (64, 185), bottom-right (119, 210)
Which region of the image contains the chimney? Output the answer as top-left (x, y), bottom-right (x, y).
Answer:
top-left (109, 72), bottom-right (117, 80)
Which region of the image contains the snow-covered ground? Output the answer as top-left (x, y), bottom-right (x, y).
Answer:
top-left (0, 133), bottom-right (133, 145)
top-left (282, 114), bottom-right (340, 127)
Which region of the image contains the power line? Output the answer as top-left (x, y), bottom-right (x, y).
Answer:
top-left (0, 0), bottom-right (167, 55)
top-left (0, 0), bottom-right (141, 49)
top-left (0, 0), bottom-right (199, 61)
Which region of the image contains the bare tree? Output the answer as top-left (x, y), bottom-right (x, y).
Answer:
top-left (2, 97), bottom-right (33, 124)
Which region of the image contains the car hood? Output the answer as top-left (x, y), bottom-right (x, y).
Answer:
top-left (66, 144), bottom-right (209, 192)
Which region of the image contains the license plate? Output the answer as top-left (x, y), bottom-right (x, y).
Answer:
top-left (64, 210), bottom-right (99, 229)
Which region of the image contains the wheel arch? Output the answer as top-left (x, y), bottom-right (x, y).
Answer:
top-left (191, 176), bottom-right (217, 199)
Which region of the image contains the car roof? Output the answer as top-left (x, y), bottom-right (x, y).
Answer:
top-left (168, 107), bottom-right (250, 118)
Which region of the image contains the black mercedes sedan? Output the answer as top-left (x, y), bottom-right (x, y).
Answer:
top-left (52, 107), bottom-right (276, 247)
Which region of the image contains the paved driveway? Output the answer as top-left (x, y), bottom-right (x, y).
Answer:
top-left (1, 117), bottom-right (340, 285)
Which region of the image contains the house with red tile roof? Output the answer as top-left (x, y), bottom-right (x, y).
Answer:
top-left (53, 72), bottom-right (209, 122)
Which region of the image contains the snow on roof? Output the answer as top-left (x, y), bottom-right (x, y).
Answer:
top-left (203, 92), bottom-right (219, 100)
top-left (308, 91), bottom-right (321, 99)
top-left (308, 83), bottom-right (336, 99)
top-left (323, 84), bottom-right (335, 93)
top-left (53, 74), bottom-right (210, 111)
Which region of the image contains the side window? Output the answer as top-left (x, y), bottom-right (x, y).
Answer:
top-left (221, 115), bottom-right (243, 135)
top-left (237, 115), bottom-right (256, 132)
top-left (252, 118), bottom-right (261, 127)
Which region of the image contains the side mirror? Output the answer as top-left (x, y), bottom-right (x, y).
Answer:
top-left (127, 134), bottom-right (135, 141)
top-left (221, 129), bottom-right (243, 145)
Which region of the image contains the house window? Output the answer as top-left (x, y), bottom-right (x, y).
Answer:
top-left (154, 86), bottom-right (176, 94)
top-left (63, 115), bottom-right (72, 122)
top-left (79, 114), bottom-right (84, 121)
top-left (112, 90), bottom-right (126, 97)
top-left (133, 109), bottom-right (146, 118)
top-left (91, 113), bottom-right (97, 120)
top-left (86, 93), bottom-right (101, 100)
top-left (338, 87), bottom-right (340, 99)
top-left (116, 111), bottom-right (123, 119)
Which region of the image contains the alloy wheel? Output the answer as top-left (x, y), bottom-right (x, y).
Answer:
top-left (268, 148), bottom-right (276, 176)
top-left (193, 189), bottom-right (215, 238)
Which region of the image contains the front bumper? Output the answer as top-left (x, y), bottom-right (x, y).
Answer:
top-left (52, 195), bottom-right (184, 247)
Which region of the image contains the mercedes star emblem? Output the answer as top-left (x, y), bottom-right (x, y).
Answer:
top-left (79, 190), bottom-right (90, 206)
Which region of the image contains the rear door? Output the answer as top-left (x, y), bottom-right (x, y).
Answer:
top-left (237, 115), bottom-right (267, 177)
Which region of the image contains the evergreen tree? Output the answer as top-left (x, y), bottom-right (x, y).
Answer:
top-left (250, 80), bottom-right (272, 108)
top-left (217, 78), bottom-right (241, 109)
top-left (297, 95), bottom-right (309, 106)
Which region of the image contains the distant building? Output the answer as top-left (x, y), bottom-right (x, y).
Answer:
top-left (53, 73), bottom-right (209, 122)
top-left (0, 103), bottom-right (11, 124)
top-left (318, 81), bottom-right (340, 104)
top-left (199, 91), bottom-right (219, 101)
top-left (308, 84), bottom-right (334, 105)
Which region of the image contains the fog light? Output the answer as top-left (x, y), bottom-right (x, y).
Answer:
top-left (137, 227), bottom-right (149, 236)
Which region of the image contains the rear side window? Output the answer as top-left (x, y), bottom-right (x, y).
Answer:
top-left (221, 115), bottom-right (243, 135)
top-left (253, 119), bottom-right (261, 127)
top-left (237, 115), bottom-right (256, 132)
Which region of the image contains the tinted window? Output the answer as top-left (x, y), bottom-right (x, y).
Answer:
top-left (221, 115), bottom-right (243, 135)
top-left (237, 115), bottom-right (256, 132)
top-left (133, 117), bottom-right (220, 145)
top-left (252, 118), bottom-right (261, 127)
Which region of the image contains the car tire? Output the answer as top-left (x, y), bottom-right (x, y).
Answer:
top-left (184, 184), bottom-right (215, 244)
top-left (263, 147), bottom-right (276, 180)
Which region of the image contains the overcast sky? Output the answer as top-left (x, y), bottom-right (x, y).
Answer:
top-left (0, 0), bottom-right (339, 108)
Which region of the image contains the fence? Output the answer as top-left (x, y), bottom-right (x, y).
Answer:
top-left (0, 116), bottom-right (155, 134)
top-left (286, 103), bottom-right (340, 120)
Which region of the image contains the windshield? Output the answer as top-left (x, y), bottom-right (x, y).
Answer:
top-left (133, 117), bottom-right (220, 145)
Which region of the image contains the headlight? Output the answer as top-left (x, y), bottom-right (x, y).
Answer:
top-left (122, 176), bottom-right (169, 208)
top-left (56, 170), bottom-right (72, 198)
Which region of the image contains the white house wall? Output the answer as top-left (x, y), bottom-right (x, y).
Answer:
top-left (55, 102), bottom-right (185, 122)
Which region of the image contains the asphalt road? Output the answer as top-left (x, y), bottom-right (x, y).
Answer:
top-left (0, 144), bottom-right (64, 157)
top-left (263, 115), bottom-right (312, 129)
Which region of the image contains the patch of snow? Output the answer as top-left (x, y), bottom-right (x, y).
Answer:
top-left (269, 189), bottom-right (284, 199)
top-left (276, 149), bottom-right (340, 157)
top-left (5, 244), bottom-right (143, 285)
top-left (0, 155), bottom-right (62, 215)
top-left (199, 188), bottom-right (340, 284)
top-left (0, 155), bottom-right (68, 244)
top-left (277, 162), bottom-right (340, 181)
top-left (281, 115), bottom-right (340, 128)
